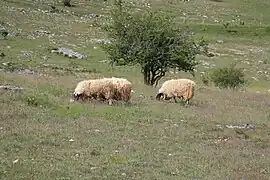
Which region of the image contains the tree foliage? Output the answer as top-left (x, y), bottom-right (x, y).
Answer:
top-left (101, 0), bottom-right (208, 86)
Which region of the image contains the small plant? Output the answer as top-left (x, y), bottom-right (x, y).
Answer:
top-left (0, 29), bottom-right (8, 39)
top-left (210, 63), bottom-right (247, 89)
top-left (26, 94), bottom-right (59, 109)
top-left (201, 72), bottom-right (210, 86)
top-left (27, 96), bottom-right (39, 106)
top-left (63, 0), bottom-right (72, 7)
top-left (223, 22), bottom-right (230, 29)
top-left (0, 52), bottom-right (5, 59)
top-left (263, 59), bottom-right (269, 64)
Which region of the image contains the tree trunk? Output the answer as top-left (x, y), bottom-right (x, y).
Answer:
top-left (143, 66), bottom-right (166, 87)
top-left (143, 66), bottom-right (151, 85)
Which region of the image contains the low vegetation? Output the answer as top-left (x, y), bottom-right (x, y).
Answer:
top-left (210, 63), bottom-right (247, 89)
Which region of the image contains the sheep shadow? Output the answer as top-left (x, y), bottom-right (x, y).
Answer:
top-left (70, 97), bottom-right (140, 107)
top-left (155, 98), bottom-right (199, 107)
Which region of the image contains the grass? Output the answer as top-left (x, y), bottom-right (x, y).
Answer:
top-left (1, 0), bottom-right (270, 179)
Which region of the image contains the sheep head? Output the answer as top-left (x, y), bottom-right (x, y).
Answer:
top-left (156, 93), bottom-right (164, 101)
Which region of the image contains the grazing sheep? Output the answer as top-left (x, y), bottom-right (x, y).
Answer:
top-left (70, 79), bottom-right (116, 105)
top-left (156, 78), bottom-right (196, 104)
top-left (70, 77), bottom-right (133, 105)
top-left (102, 77), bottom-right (133, 103)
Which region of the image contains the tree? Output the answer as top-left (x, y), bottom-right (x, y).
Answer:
top-left (101, 0), bottom-right (208, 86)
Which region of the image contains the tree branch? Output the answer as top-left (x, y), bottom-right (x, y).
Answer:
top-left (153, 70), bottom-right (165, 87)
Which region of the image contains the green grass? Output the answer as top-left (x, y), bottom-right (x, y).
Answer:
top-left (1, 0), bottom-right (270, 179)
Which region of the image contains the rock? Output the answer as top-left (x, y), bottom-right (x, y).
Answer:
top-left (34, 30), bottom-right (51, 35)
top-left (21, 51), bottom-right (33, 57)
top-left (82, 13), bottom-right (100, 19)
top-left (217, 124), bottom-right (255, 130)
top-left (0, 85), bottom-right (24, 92)
top-left (0, 52), bottom-right (5, 58)
top-left (0, 27), bottom-right (8, 38)
top-left (2, 62), bottom-right (11, 66)
top-left (51, 47), bottom-right (88, 59)
top-left (206, 52), bottom-right (216, 57)
top-left (216, 40), bottom-right (224, 43)
top-left (229, 49), bottom-right (246, 56)
top-left (16, 69), bottom-right (35, 75)
top-left (90, 38), bottom-right (111, 44)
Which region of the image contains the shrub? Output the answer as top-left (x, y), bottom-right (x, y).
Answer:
top-left (210, 64), bottom-right (247, 89)
top-left (201, 72), bottom-right (210, 86)
top-left (101, 0), bottom-right (208, 87)
top-left (63, 0), bottom-right (71, 7)
top-left (26, 94), bottom-right (58, 109)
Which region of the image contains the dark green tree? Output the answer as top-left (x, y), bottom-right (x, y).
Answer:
top-left (101, 0), bottom-right (208, 86)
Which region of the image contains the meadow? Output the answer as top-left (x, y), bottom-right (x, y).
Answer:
top-left (1, 0), bottom-right (270, 179)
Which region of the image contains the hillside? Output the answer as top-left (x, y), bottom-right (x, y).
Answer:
top-left (1, 0), bottom-right (270, 179)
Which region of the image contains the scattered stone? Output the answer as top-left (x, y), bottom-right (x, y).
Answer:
top-left (199, 60), bottom-right (216, 69)
top-left (229, 49), bottom-right (246, 56)
top-left (216, 40), bottom-right (224, 43)
top-left (206, 51), bottom-right (217, 57)
top-left (21, 51), bottom-right (33, 58)
top-left (34, 30), bottom-right (51, 35)
top-left (16, 69), bottom-right (35, 75)
top-left (0, 85), bottom-right (24, 92)
top-left (90, 38), bottom-right (111, 44)
top-left (2, 62), bottom-right (11, 66)
top-left (51, 47), bottom-right (88, 59)
top-left (0, 52), bottom-right (5, 58)
top-left (216, 124), bottom-right (255, 130)
top-left (252, 76), bottom-right (259, 81)
top-left (13, 159), bottom-right (19, 164)
top-left (0, 27), bottom-right (8, 38)
top-left (81, 13), bottom-right (100, 19)
top-left (42, 63), bottom-right (94, 73)
top-left (90, 167), bottom-right (97, 170)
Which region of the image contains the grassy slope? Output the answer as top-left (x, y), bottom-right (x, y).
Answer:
top-left (1, 0), bottom-right (270, 179)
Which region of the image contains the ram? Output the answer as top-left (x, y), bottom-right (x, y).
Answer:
top-left (156, 78), bottom-right (196, 104)
top-left (70, 77), bottom-right (133, 105)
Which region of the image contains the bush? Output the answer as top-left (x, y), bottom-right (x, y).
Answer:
top-left (101, 0), bottom-right (208, 87)
top-left (210, 64), bottom-right (247, 89)
top-left (63, 0), bottom-right (71, 7)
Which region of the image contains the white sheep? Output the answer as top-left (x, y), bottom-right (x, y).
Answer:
top-left (102, 77), bottom-right (133, 103)
top-left (70, 78), bottom-right (116, 105)
top-left (156, 78), bottom-right (196, 104)
top-left (70, 77), bottom-right (133, 105)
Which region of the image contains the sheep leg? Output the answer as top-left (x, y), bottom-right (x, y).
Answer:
top-left (173, 97), bottom-right (177, 103)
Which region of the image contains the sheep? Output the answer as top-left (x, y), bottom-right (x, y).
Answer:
top-left (156, 78), bottom-right (196, 104)
top-left (70, 77), bottom-right (133, 105)
top-left (70, 78), bottom-right (116, 105)
top-left (102, 77), bottom-right (133, 103)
